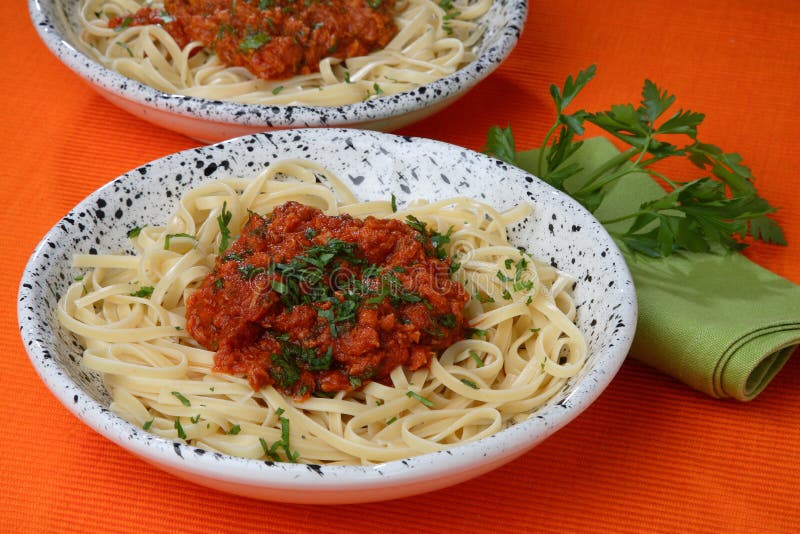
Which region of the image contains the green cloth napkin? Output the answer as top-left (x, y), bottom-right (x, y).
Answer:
top-left (518, 138), bottom-right (800, 400)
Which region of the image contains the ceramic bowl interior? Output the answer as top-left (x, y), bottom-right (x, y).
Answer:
top-left (19, 129), bottom-right (636, 504)
top-left (29, 0), bottom-right (528, 142)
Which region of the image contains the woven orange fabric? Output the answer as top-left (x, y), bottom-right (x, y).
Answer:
top-left (3, 0), bottom-right (799, 531)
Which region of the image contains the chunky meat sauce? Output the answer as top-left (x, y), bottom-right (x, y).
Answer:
top-left (186, 202), bottom-right (469, 399)
top-left (109, 0), bottom-right (397, 80)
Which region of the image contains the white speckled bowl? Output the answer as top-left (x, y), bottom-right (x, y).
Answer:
top-left (18, 129), bottom-right (635, 504)
top-left (29, 0), bottom-right (527, 142)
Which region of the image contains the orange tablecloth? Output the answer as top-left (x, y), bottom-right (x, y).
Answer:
top-left (3, 0), bottom-right (799, 531)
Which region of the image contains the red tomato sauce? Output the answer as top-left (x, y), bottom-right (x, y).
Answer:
top-left (186, 202), bottom-right (469, 399)
top-left (109, 0), bottom-right (398, 80)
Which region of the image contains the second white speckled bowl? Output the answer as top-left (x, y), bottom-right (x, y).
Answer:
top-left (29, 0), bottom-right (527, 141)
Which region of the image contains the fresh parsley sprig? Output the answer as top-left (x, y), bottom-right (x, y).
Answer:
top-left (485, 65), bottom-right (786, 257)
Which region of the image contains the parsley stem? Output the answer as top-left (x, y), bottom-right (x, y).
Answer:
top-left (574, 146), bottom-right (640, 194)
top-left (643, 166), bottom-right (680, 190)
top-left (598, 210), bottom-right (648, 225)
top-left (537, 122), bottom-right (560, 177)
top-left (576, 165), bottom-right (643, 196)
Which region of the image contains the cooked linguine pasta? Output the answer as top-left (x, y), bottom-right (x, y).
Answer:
top-left (77, 0), bottom-right (492, 106)
top-left (57, 159), bottom-right (587, 465)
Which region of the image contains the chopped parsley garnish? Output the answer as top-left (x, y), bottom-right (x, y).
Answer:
top-left (115, 42), bottom-right (133, 57)
top-left (391, 193), bottom-right (398, 212)
top-left (294, 342), bottom-right (333, 372)
top-left (143, 419), bottom-right (154, 430)
top-left (228, 424), bottom-right (242, 435)
top-left (438, 313), bottom-right (457, 328)
top-left (475, 291), bottom-right (495, 303)
top-left (223, 251), bottom-right (248, 262)
top-left (441, 7), bottom-right (460, 34)
top-left (171, 391), bottom-right (191, 407)
top-left (127, 226), bottom-right (143, 238)
top-left (239, 33), bottom-right (272, 52)
top-left (511, 256), bottom-right (534, 291)
top-left (460, 378), bottom-right (478, 389)
top-left (495, 255), bottom-right (535, 296)
top-left (466, 328), bottom-right (487, 338)
top-left (238, 264), bottom-right (265, 280)
top-left (270, 279), bottom-right (287, 293)
top-left (386, 416), bottom-right (397, 425)
top-left (174, 419), bottom-right (186, 439)
top-left (404, 215), bottom-right (453, 260)
top-left (268, 339), bottom-right (332, 391)
top-left (405, 215), bottom-right (427, 235)
top-left (164, 233), bottom-right (196, 250)
top-left (216, 23), bottom-right (234, 40)
top-left (269, 351), bottom-right (301, 389)
top-left (363, 270), bottom-right (423, 307)
top-left (115, 16), bottom-right (132, 32)
top-left (259, 415), bottom-right (299, 462)
top-left (406, 390), bottom-right (434, 408)
top-left (449, 258), bottom-right (461, 274)
top-left (272, 86), bottom-right (284, 95)
top-left (429, 227), bottom-right (453, 260)
top-left (217, 201), bottom-right (232, 254)
top-left (190, 415), bottom-right (201, 424)
top-left (130, 286), bottom-right (154, 298)
top-left (468, 350), bottom-right (485, 367)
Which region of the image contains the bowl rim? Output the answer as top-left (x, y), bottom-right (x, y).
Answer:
top-left (17, 128), bottom-right (636, 498)
top-left (28, 0), bottom-right (529, 127)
